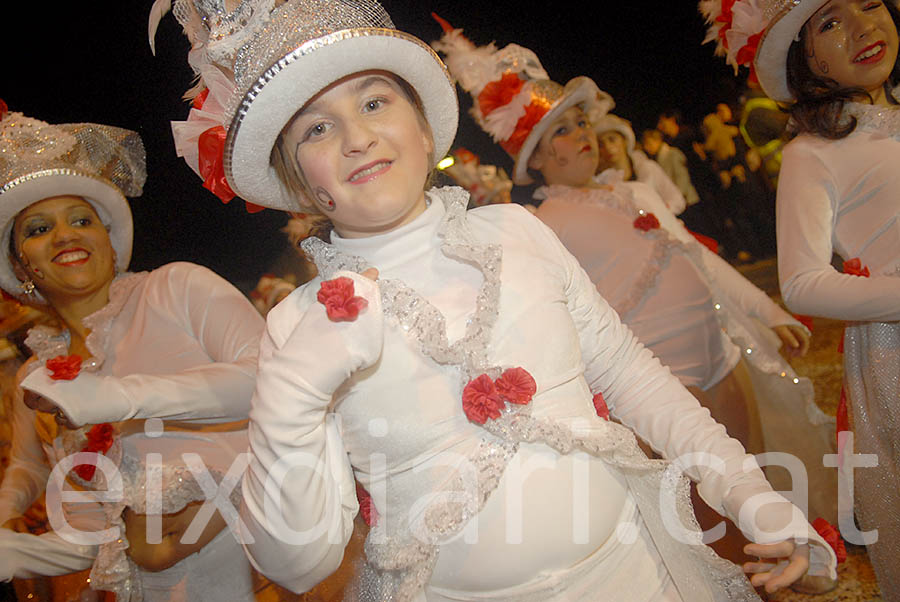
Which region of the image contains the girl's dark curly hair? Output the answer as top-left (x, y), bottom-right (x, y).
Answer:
top-left (785, 1), bottom-right (900, 139)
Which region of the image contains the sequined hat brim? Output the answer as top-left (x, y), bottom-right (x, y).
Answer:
top-left (755, 0), bottom-right (829, 102)
top-left (224, 27), bottom-right (459, 212)
top-left (0, 170), bottom-right (133, 304)
top-left (512, 77), bottom-right (613, 186)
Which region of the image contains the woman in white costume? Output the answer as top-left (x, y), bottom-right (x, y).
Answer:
top-left (701, 0), bottom-right (900, 596)
top-left (0, 107), bottom-right (263, 600)
top-left (165, 0), bottom-right (837, 599)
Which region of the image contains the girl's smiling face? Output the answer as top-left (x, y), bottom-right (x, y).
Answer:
top-left (12, 195), bottom-right (115, 304)
top-left (804, 0), bottom-right (899, 101)
top-left (527, 106), bottom-right (599, 188)
top-left (282, 71), bottom-right (434, 239)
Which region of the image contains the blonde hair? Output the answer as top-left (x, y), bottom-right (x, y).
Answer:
top-left (269, 73), bottom-right (434, 243)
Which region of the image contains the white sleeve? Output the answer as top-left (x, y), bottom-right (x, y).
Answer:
top-left (0, 362), bottom-right (50, 525)
top-left (639, 155), bottom-right (687, 215)
top-left (0, 530), bottom-right (96, 580)
top-left (530, 217), bottom-right (837, 576)
top-left (777, 143), bottom-right (900, 321)
top-left (19, 263), bottom-right (265, 426)
top-left (240, 272), bottom-right (381, 593)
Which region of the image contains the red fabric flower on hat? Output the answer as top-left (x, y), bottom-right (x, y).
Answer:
top-left (495, 367), bottom-right (537, 405)
top-left (198, 126), bottom-right (237, 203)
top-left (633, 213), bottom-right (660, 232)
top-left (73, 423), bottom-right (115, 482)
top-left (478, 72), bottom-right (525, 118)
top-left (842, 258), bottom-right (870, 278)
top-left (812, 518), bottom-right (847, 563)
top-left (462, 374), bottom-right (504, 424)
top-left (592, 392), bottom-right (610, 420)
top-left (0, 99), bottom-right (8, 120)
top-left (317, 277), bottom-right (369, 322)
top-left (501, 102), bottom-right (548, 157)
top-left (46, 355), bottom-right (82, 380)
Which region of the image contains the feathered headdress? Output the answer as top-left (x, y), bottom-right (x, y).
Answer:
top-left (149, 0), bottom-right (275, 211)
top-left (699, 0), bottom-right (768, 83)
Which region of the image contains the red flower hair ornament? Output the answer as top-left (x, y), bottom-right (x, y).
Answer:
top-left (462, 368), bottom-right (536, 424)
top-left (317, 277), bottom-right (369, 322)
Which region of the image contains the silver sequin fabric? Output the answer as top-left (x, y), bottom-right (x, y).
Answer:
top-left (0, 112), bottom-right (146, 196)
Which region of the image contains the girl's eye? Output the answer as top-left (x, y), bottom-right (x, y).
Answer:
top-left (304, 122), bottom-right (330, 141)
top-left (819, 18), bottom-right (838, 33)
top-left (72, 216), bottom-right (93, 227)
top-left (863, 1), bottom-right (882, 10)
top-left (554, 126), bottom-right (568, 137)
top-left (363, 98), bottom-right (386, 112)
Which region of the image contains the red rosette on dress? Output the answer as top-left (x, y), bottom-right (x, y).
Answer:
top-left (317, 277), bottom-right (369, 322)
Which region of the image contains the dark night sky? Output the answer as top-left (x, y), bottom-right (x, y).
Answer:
top-left (2, 2), bottom-right (748, 290)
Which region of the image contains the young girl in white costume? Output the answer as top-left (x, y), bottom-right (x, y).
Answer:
top-left (0, 109), bottom-right (263, 600)
top-left (702, 0), bottom-right (900, 596)
top-left (165, 0), bottom-right (836, 599)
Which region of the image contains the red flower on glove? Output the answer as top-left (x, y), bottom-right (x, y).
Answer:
top-left (812, 517), bottom-right (847, 563)
top-left (317, 277), bottom-right (369, 322)
top-left (592, 392), bottom-right (610, 420)
top-left (73, 423), bottom-right (115, 482)
top-left (842, 258), bottom-right (870, 278)
top-left (46, 355), bottom-right (82, 380)
top-left (494, 367), bottom-right (537, 405)
top-left (462, 374), bottom-right (504, 424)
top-left (633, 213), bottom-right (660, 232)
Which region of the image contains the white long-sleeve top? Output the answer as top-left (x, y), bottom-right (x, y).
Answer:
top-left (632, 150), bottom-right (688, 216)
top-left (241, 188), bottom-right (834, 600)
top-left (776, 108), bottom-right (900, 322)
top-left (0, 262), bottom-right (263, 580)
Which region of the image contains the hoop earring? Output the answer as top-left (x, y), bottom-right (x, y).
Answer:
top-left (19, 279), bottom-right (36, 295)
top-left (315, 187), bottom-right (337, 212)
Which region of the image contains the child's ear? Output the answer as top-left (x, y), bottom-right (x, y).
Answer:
top-left (10, 253), bottom-right (30, 283)
top-left (422, 131), bottom-right (434, 156)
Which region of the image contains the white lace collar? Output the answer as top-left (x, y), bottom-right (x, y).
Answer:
top-left (844, 84), bottom-right (900, 138)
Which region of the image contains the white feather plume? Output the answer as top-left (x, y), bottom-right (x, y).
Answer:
top-left (148, 0), bottom-right (172, 56)
top-left (431, 29), bottom-right (499, 95)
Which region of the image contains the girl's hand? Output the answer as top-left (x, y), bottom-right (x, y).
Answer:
top-left (742, 540), bottom-right (810, 593)
top-left (772, 324), bottom-right (810, 357)
top-left (361, 267), bottom-right (379, 281)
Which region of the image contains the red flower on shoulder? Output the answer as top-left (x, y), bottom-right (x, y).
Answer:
top-left (462, 374), bottom-right (504, 424)
top-left (46, 355), bottom-right (82, 380)
top-left (495, 367), bottom-right (537, 405)
top-left (842, 258), bottom-right (870, 278)
top-left (812, 517), bottom-right (847, 563)
top-left (317, 276), bottom-right (369, 322)
top-left (592, 392), bottom-right (610, 420)
top-left (633, 213), bottom-right (660, 232)
top-left (73, 423), bottom-right (114, 481)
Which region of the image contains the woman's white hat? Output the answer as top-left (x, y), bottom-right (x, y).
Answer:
top-left (591, 113), bottom-right (636, 154)
top-left (699, 0), bottom-right (829, 102)
top-left (161, 0), bottom-right (458, 212)
top-left (0, 107), bottom-right (145, 303)
top-left (431, 17), bottom-right (613, 186)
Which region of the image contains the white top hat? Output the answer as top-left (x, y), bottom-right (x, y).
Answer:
top-left (431, 17), bottom-right (614, 186)
top-left (0, 107), bottom-right (145, 303)
top-left (591, 113), bottom-right (636, 154)
top-left (161, 0), bottom-right (459, 212)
